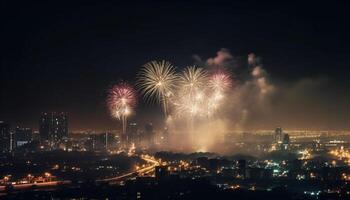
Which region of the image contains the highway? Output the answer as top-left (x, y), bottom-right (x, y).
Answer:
top-left (0, 181), bottom-right (71, 192)
top-left (97, 155), bottom-right (160, 182)
top-left (0, 154), bottom-right (159, 193)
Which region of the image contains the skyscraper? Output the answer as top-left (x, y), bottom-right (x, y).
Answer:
top-left (39, 113), bottom-right (50, 141)
top-left (274, 127), bottom-right (283, 143)
top-left (0, 121), bottom-right (11, 152)
top-left (143, 123), bottom-right (155, 148)
top-left (39, 112), bottom-right (68, 147)
top-left (237, 159), bottom-right (246, 179)
top-left (127, 122), bottom-right (140, 146)
top-left (282, 133), bottom-right (290, 150)
top-left (15, 127), bottom-right (32, 147)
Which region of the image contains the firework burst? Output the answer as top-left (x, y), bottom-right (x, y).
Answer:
top-left (206, 71), bottom-right (232, 117)
top-left (179, 66), bottom-right (208, 94)
top-left (137, 60), bottom-right (178, 117)
top-left (208, 71), bottom-right (232, 92)
top-left (174, 66), bottom-right (210, 118)
top-left (174, 66), bottom-right (209, 137)
top-left (174, 90), bottom-right (207, 118)
top-left (179, 66), bottom-right (208, 110)
top-left (107, 82), bottom-right (137, 135)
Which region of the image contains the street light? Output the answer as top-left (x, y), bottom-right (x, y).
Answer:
top-left (44, 172), bottom-right (51, 182)
top-left (3, 175), bottom-right (10, 183)
top-left (27, 174), bottom-right (33, 183)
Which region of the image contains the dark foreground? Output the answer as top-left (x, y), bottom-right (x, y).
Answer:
top-left (2, 177), bottom-right (348, 200)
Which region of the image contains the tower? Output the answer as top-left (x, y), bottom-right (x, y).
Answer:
top-left (39, 112), bottom-right (68, 148)
top-left (274, 127), bottom-right (283, 143)
top-left (0, 121), bottom-right (11, 152)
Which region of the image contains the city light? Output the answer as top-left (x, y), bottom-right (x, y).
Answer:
top-left (1, 2), bottom-right (350, 199)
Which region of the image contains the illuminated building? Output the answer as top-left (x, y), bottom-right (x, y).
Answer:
top-left (282, 133), bottom-right (290, 150)
top-left (273, 127), bottom-right (290, 151)
top-left (14, 127), bottom-right (32, 147)
top-left (127, 122), bottom-right (140, 146)
top-left (159, 126), bottom-right (170, 146)
top-left (86, 132), bottom-right (116, 151)
top-left (39, 112), bottom-right (68, 147)
top-left (274, 127), bottom-right (283, 143)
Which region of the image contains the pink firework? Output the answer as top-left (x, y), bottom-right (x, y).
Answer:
top-left (208, 71), bottom-right (232, 92)
top-left (107, 82), bottom-right (137, 134)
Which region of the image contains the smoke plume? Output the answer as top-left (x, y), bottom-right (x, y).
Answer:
top-left (157, 48), bottom-right (350, 154)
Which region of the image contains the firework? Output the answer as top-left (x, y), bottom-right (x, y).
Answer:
top-left (174, 66), bottom-right (209, 118)
top-left (137, 60), bottom-right (178, 117)
top-left (205, 70), bottom-right (232, 117)
top-left (107, 82), bottom-right (137, 135)
top-left (174, 90), bottom-right (206, 117)
top-left (208, 71), bottom-right (232, 92)
top-left (179, 66), bottom-right (208, 94)
top-left (174, 66), bottom-right (208, 138)
top-left (207, 90), bottom-right (224, 116)
top-left (175, 67), bottom-right (208, 116)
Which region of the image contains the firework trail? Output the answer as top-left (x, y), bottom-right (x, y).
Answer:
top-left (137, 60), bottom-right (178, 117)
top-left (107, 82), bottom-right (137, 135)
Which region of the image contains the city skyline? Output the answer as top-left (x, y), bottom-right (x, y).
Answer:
top-left (1, 1), bottom-right (350, 131)
top-left (1, 1), bottom-right (350, 199)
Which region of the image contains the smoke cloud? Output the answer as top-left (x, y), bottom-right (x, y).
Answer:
top-left (156, 48), bottom-right (350, 154)
top-left (206, 48), bottom-right (234, 67)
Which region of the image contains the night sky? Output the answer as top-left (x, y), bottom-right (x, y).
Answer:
top-left (1, 1), bottom-right (350, 131)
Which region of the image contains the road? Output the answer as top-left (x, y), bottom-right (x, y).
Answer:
top-left (0, 154), bottom-right (159, 192)
top-left (98, 155), bottom-right (160, 182)
top-left (0, 181), bottom-right (71, 192)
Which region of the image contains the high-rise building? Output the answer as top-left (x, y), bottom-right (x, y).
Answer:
top-left (39, 112), bottom-right (68, 147)
top-left (237, 159), bottom-right (246, 179)
top-left (283, 133), bottom-right (290, 144)
top-left (127, 122), bottom-right (140, 146)
top-left (90, 132), bottom-right (115, 151)
top-left (39, 113), bottom-right (50, 141)
top-left (273, 127), bottom-right (290, 151)
top-left (274, 127), bottom-right (283, 143)
top-left (15, 127), bottom-right (32, 147)
top-left (0, 121), bottom-right (12, 152)
top-left (282, 133), bottom-right (290, 150)
top-left (143, 123), bottom-right (155, 148)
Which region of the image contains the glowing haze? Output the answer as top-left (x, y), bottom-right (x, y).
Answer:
top-left (105, 48), bottom-right (349, 153)
top-left (105, 49), bottom-right (275, 153)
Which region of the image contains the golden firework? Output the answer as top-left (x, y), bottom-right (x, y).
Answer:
top-left (137, 60), bottom-right (178, 117)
